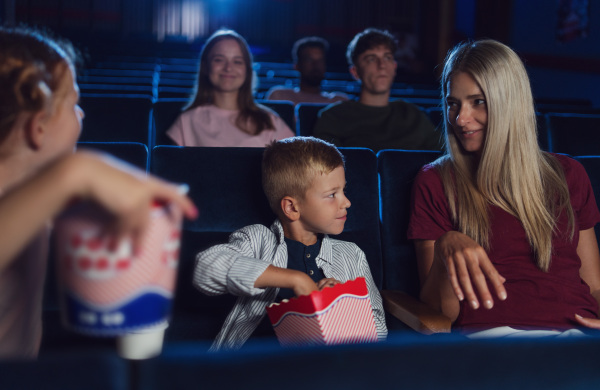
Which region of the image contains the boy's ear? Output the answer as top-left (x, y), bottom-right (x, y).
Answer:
top-left (280, 196), bottom-right (300, 221)
top-left (349, 65), bottom-right (360, 82)
top-left (24, 110), bottom-right (48, 150)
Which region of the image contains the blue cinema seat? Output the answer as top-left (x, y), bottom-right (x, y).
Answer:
top-left (149, 145), bottom-right (382, 345)
top-left (261, 100), bottom-right (295, 131)
top-left (76, 141), bottom-right (149, 170)
top-left (377, 149), bottom-right (450, 333)
top-left (295, 103), bottom-right (328, 137)
top-left (546, 113), bottom-right (600, 155)
top-left (151, 99), bottom-right (187, 147)
top-left (0, 349), bottom-right (129, 390)
top-left (78, 95), bottom-right (153, 146)
top-left (575, 156), bottom-right (600, 244)
top-left (136, 332), bottom-right (600, 390)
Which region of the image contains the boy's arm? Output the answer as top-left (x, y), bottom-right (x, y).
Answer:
top-left (255, 265), bottom-right (318, 297)
top-left (354, 246), bottom-right (388, 340)
top-left (0, 151), bottom-right (196, 270)
top-left (194, 226), bottom-right (317, 297)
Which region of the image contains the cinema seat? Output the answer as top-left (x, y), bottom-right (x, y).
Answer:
top-left (377, 149), bottom-right (450, 333)
top-left (546, 113), bottom-right (600, 155)
top-left (296, 103), bottom-right (328, 137)
top-left (78, 95), bottom-right (153, 146)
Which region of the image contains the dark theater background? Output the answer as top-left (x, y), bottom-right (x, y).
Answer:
top-left (2, 1), bottom-right (600, 389)
top-left (3, 0), bottom-right (600, 105)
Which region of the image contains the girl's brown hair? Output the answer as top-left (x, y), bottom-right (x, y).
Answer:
top-left (0, 26), bottom-right (77, 143)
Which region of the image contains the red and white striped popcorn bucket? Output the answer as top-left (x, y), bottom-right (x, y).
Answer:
top-left (266, 277), bottom-right (379, 347)
top-left (53, 200), bottom-right (182, 359)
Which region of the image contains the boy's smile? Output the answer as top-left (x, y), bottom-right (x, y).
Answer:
top-left (294, 165), bottom-right (351, 245)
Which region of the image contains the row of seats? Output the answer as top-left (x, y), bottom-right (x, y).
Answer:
top-left (6, 333), bottom-right (600, 389)
top-left (77, 94), bottom-right (600, 157)
top-left (83, 57), bottom-right (600, 114)
top-left (43, 143), bottom-right (600, 348)
top-left (81, 58), bottom-right (441, 100)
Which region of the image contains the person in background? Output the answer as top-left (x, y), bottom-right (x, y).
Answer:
top-left (167, 29), bottom-right (294, 147)
top-left (0, 26), bottom-right (197, 359)
top-left (409, 39), bottom-right (600, 337)
top-left (314, 28), bottom-right (441, 153)
top-left (266, 36), bottom-right (348, 106)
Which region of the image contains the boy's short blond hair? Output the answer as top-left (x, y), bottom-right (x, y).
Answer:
top-left (262, 137), bottom-right (345, 215)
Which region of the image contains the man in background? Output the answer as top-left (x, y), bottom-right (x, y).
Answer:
top-left (313, 28), bottom-right (441, 153)
top-left (266, 36), bottom-right (349, 106)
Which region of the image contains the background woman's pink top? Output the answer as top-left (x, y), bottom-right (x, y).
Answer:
top-left (167, 105), bottom-right (294, 147)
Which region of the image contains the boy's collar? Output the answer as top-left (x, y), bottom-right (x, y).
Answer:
top-left (271, 219), bottom-right (286, 244)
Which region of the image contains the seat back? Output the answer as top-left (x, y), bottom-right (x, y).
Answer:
top-left (78, 95), bottom-right (153, 145)
top-left (76, 141), bottom-right (149, 171)
top-left (575, 156), bottom-right (600, 245)
top-left (425, 107), bottom-right (443, 131)
top-left (259, 100), bottom-right (295, 131)
top-left (377, 149), bottom-right (441, 296)
top-left (149, 145), bottom-right (382, 342)
top-left (536, 112), bottom-right (550, 151)
top-left (546, 113), bottom-right (600, 155)
top-left (0, 350), bottom-right (129, 390)
top-left (151, 99), bottom-right (187, 147)
top-left (151, 146), bottom-right (271, 342)
top-left (296, 103), bottom-right (328, 137)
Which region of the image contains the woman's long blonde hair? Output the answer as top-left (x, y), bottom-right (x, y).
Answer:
top-left (436, 39), bottom-right (573, 271)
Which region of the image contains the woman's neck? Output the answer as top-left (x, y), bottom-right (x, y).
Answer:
top-left (212, 91), bottom-right (240, 111)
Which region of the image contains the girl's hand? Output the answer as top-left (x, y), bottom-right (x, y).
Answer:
top-left (435, 231), bottom-right (507, 310)
top-left (68, 151), bottom-right (198, 251)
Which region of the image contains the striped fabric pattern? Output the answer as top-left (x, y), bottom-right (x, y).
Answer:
top-left (268, 278), bottom-right (379, 347)
top-left (193, 220), bottom-right (387, 351)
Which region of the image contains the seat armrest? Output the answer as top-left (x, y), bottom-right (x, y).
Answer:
top-left (381, 290), bottom-right (451, 334)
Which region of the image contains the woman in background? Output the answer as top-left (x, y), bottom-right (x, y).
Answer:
top-left (167, 29), bottom-right (294, 147)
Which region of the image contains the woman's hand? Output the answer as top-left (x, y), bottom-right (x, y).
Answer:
top-left (434, 231), bottom-right (507, 310)
top-left (575, 314), bottom-right (600, 329)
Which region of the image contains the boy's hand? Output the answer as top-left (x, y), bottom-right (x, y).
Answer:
top-left (291, 272), bottom-right (319, 297)
top-left (317, 278), bottom-right (341, 290)
top-left (255, 265), bottom-right (318, 296)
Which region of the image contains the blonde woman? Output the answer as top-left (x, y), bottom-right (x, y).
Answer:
top-left (408, 39), bottom-right (600, 337)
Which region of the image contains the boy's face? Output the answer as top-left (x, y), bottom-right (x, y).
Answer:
top-left (40, 64), bottom-right (83, 161)
top-left (296, 165), bottom-right (351, 238)
top-left (350, 44), bottom-right (397, 95)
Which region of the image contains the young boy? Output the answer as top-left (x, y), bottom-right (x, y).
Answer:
top-left (194, 136), bottom-right (387, 351)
